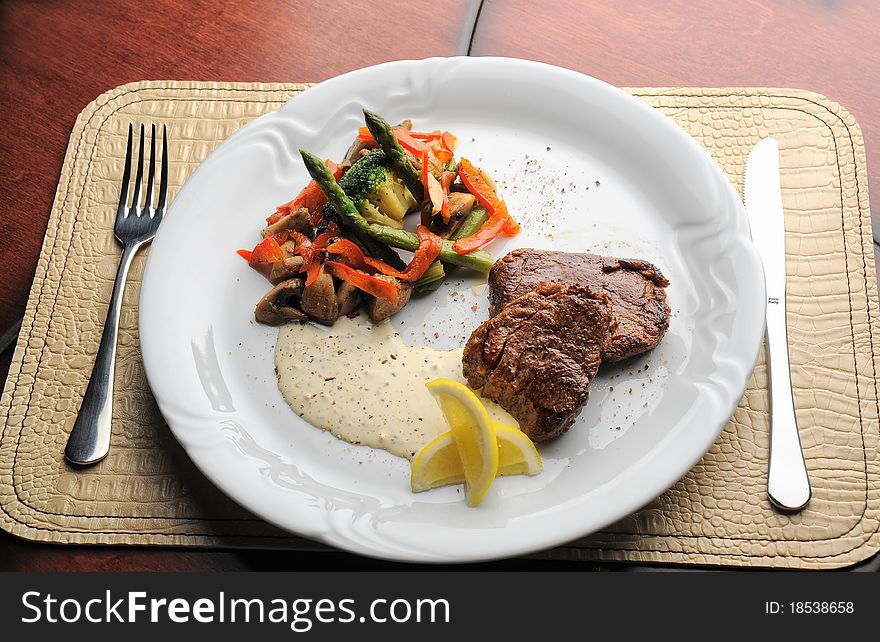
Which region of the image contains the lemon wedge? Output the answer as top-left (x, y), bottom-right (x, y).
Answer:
top-left (411, 425), bottom-right (542, 493)
top-left (412, 379), bottom-right (542, 506)
top-left (425, 378), bottom-right (499, 506)
top-left (410, 432), bottom-right (467, 493)
top-left (494, 424), bottom-right (543, 476)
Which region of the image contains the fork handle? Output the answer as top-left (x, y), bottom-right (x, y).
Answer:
top-left (765, 298), bottom-right (811, 511)
top-left (65, 242), bottom-right (141, 465)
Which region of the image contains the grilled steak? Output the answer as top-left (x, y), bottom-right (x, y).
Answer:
top-left (463, 283), bottom-right (613, 442)
top-left (488, 248), bottom-right (670, 362)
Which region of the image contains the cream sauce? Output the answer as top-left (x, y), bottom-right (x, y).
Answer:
top-left (275, 316), bottom-right (516, 460)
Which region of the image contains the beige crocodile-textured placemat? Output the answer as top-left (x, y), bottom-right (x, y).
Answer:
top-left (1, 82), bottom-right (877, 568)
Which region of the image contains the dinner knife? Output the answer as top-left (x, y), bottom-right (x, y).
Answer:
top-left (743, 138), bottom-right (811, 512)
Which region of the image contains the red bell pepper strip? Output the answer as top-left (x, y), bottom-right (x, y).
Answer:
top-left (305, 261), bottom-right (323, 288)
top-left (362, 256), bottom-right (399, 277)
top-left (364, 225), bottom-right (442, 282)
top-left (453, 158), bottom-right (520, 252)
top-left (406, 225), bottom-right (443, 281)
top-left (358, 126), bottom-right (408, 143)
top-left (457, 157), bottom-right (501, 212)
top-left (237, 236), bottom-right (285, 276)
top-left (299, 222), bottom-right (339, 286)
top-left (441, 131), bottom-right (457, 153)
top-left (289, 230), bottom-right (310, 244)
top-left (325, 261), bottom-right (398, 303)
top-left (432, 146), bottom-right (454, 165)
top-left (395, 128), bottom-right (428, 156)
top-left (271, 229), bottom-right (291, 245)
top-left (325, 238), bottom-right (404, 279)
top-left (356, 127), bottom-right (458, 159)
top-left (433, 131), bottom-right (456, 164)
top-left (410, 130), bottom-right (442, 141)
top-left (294, 159), bottom-right (342, 211)
top-left (288, 230), bottom-right (311, 252)
top-left (502, 215), bottom-right (521, 236)
top-left (288, 231), bottom-right (313, 266)
top-left (312, 224), bottom-right (339, 249)
top-left (453, 201), bottom-right (512, 254)
top-left (439, 171), bottom-right (455, 221)
top-left (270, 160), bottom-right (343, 224)
top-left (326, 238), bottom-right (369, 269)
top-left (357, 127), bottom-right (428, 156)
top-left (244, 236), bottom-right (284, 266)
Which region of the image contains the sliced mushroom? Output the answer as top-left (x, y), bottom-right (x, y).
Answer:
top-left (408, 150), bottom-right (444, 179)
top-left (261, 207), bottom-right (313, 238)
top-left (344, 138), bottom-right (374, 165)
top-left (269, 255), bottom-right (305, 284)
top-left (436, 192), bottom-right (477, 238)
top-left (336, 280), bottom-right (362, 316)
top-left (448, 191), bottom-right (476, 218)
top-left (254, 278), bottom-right (307, 325)
top-left (368, 276), bottom-right (413, 323)
top-left (300, 266), bottom-right (339, 325)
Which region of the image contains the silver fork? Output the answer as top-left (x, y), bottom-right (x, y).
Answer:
top-left (65, 123), bottom-right (168, 465)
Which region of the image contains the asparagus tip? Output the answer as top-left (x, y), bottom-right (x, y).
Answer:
top-left (299, 149), bottom-right (322, 171)
top-left (362, 109), bottom-right (386, 131)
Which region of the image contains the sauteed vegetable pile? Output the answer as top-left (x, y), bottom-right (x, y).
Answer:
top-left (239, 110), bottom-right (520, 326)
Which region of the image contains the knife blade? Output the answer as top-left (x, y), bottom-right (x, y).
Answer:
top-left (743, 138), bottom-right (811, 512)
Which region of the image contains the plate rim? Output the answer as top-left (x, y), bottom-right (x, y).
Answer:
top-left (139, 56), bottom-right (766, 563)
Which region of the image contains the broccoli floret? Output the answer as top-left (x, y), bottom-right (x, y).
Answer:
top-left (338, 149), bottom-right (416, 228)
top-left (316, 201), bottom-right (336, 235)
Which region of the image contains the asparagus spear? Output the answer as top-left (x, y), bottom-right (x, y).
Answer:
top-left (414, 260), bottom-right (446, 292)
top-left (300, 150), bottom-right (370, 235)
top-left (416, 206), bottom-right (490, 292)
top-left (449, 205), bottom-right (490, 242)
top-left (299, 150), bottom-right (405, 269)
top-left (368, 224), bottom-right (493, 274)
top-left (362, 109), bottom-right (424, 204)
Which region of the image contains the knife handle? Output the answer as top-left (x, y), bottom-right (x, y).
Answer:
top-left (764, 297), bottom-right (811, 511)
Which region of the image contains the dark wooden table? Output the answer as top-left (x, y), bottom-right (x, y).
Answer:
top-left (1, 0), bottom-right (878, 571)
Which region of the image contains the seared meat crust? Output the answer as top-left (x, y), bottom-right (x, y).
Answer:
top-left (463, 283), bottom-right (613, 442)
top-left (488, 248), bottom-right (669, 362)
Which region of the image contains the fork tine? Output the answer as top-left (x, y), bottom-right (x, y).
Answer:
top-left (143, 123), bottom-right (157, 213)
top-left (156, 124), bottom-right (169, 215)
top-left (116, 124), bottom-right (134, 218)
top-left (129, 123), bottom-right (145, 216)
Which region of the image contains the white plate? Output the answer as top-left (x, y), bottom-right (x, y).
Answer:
top-left (139, 57), bottom-right (765, 562)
